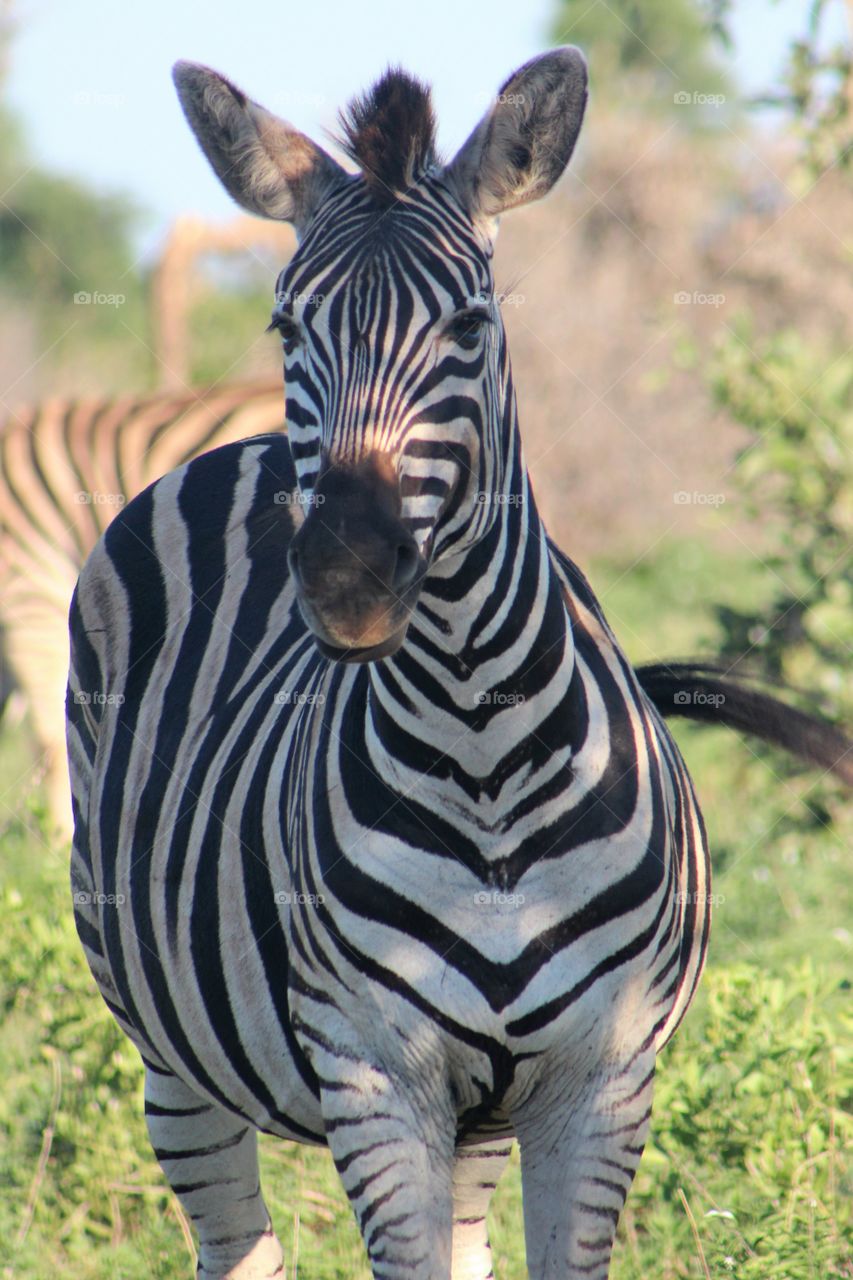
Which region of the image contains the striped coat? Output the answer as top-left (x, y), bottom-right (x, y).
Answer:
top-left (0, 380), bottom-right (283, 837)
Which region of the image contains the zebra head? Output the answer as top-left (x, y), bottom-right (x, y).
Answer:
top-left (173, 52), bottom-right (587, 661)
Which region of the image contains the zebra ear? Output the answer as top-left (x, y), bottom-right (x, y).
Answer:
top-left (444, 47), bottom-right (587, 230)
top-left (172, 61), bottom-right (346, 233)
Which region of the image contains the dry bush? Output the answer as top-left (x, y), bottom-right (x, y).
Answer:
top-left (494, 109), bottom-right (853, 561)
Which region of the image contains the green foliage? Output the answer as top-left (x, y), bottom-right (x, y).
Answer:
top-left (0, 93), bottom-right (279, 395)
top-left (0, 172), bottom-right (136, 308)
top-left (188, 284), bottom-right (276, 387)
top-left (710, 322), bottom-right (853, 725)
top-left (701, 0), bottom-right (853, 176)
top-left (550, 0), bottom-right (729, 109)
top-left (0, 100), bottom-right (154, 392)
top-left (0, 838), bottom-right (182, 1277)
top-left (0, 101), bottom-right (27, 177)
top-left (623, 963), bottom-right (852, 1279)
top-left (750, 0), bottom-right (853, 178)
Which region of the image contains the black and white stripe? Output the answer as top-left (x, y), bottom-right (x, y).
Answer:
top-left (66, 51), bottom-right (851, 1280)
top-left (0, 380), bottom-right (283, 836)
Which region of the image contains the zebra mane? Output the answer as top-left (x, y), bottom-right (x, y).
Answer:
top-left (337, 68), bottom-right (438, 205)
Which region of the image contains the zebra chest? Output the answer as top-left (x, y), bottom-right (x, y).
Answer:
top-left (283, 777), bottom-right (674, 1042)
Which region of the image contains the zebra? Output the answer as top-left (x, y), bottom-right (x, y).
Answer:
top-left (66, 49), bottom-right (852, 1280)
top-left (0, 379), bottom-right (283, 839)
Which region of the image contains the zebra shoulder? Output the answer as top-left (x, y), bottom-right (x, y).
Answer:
top-left (70, 433), bottom-right (300, 687)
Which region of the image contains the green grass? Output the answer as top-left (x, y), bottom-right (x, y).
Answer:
top-left (0, 539), bottom-right (850, 1279)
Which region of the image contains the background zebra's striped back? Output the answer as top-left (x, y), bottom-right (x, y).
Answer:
top-left (0, 379), bottom-right (285, 838)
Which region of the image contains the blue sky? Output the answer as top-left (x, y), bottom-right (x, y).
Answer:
top-left (5, 0), bottom-right (848, 255)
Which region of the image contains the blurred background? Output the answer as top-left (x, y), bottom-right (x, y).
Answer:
top-left (0, 2), bottom-right (851, 1278)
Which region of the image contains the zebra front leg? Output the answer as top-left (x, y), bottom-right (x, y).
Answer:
top-left (315, 1056), bottom-right (456, 1279)
top-left (451, 1139), bottom-right (512, 1280)
top-left (144, 1066), bottom-right (284, 1279)
top-left (514, 1053), bottom-right (655, 1279)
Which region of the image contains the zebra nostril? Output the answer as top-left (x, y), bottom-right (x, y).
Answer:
top-left (392, 539), bottom-right (420, 592)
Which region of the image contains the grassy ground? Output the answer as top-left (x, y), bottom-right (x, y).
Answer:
top-left (0, 539), bottom-right (850, 1279)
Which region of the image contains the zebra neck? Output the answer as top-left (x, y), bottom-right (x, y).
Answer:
top-left (369, 464), bottom-right (577, 812)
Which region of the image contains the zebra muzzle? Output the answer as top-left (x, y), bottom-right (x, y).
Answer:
top-left (287, 458), bottom-right (426, 662)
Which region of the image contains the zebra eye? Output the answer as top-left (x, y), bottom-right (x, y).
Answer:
top-left (268, 313), bottom-right (300, 353)
top-left (446, 308), bottom-right (491, 351)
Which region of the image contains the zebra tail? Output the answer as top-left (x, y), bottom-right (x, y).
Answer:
top-left (635, 660), bottom-right (853, 787)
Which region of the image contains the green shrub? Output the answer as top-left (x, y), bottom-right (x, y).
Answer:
top-left (620, 962), bottom-right (852, 1279)
top-left (710, 322), bottom-right (853, 726)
